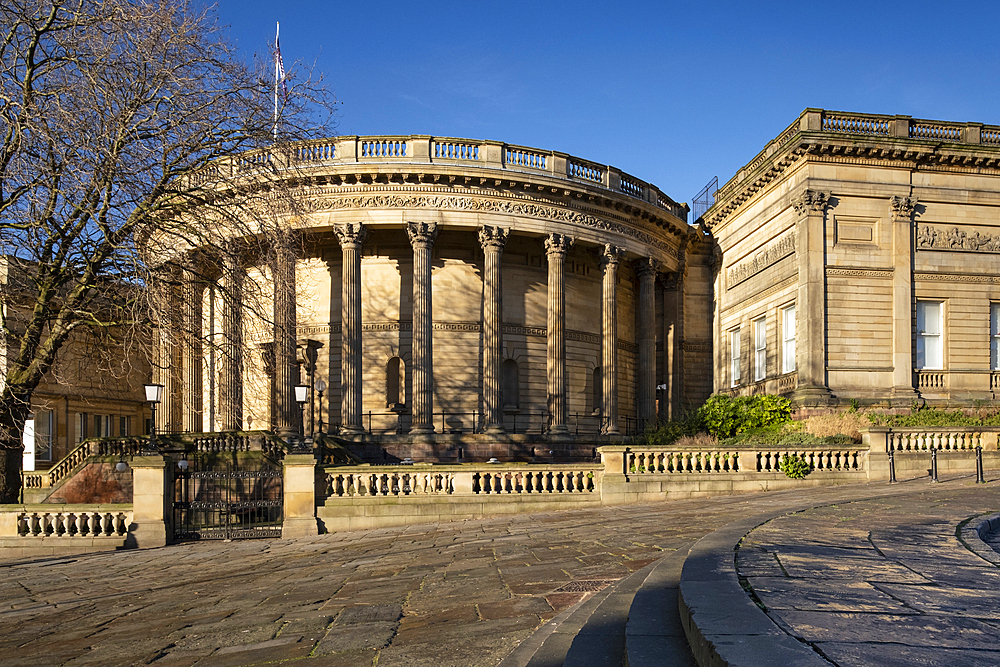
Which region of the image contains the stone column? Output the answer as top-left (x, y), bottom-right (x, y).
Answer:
top-left (662, 270), bottom-right (684, 421)
top-left (273, 232), bottom-right (298, 439)
top-left (545, 234), bottom-right (574, 435)
top-left (181, 267), bottom-right (203, 433)
top-left (335, 223), bottom-right (367, 435)
top-left (635, 258), bottom-right (659, 429)
top-left (153, 274), bottom-right (181, 433)
top-left (480, 226), bottom-right (509, 434)
top-left (600, 245), bottom-right (624, 435)
top-left (219, 245), bottom-right (244, 431)
top-left (792, 190), bottom-right (833, 405)
top-left (408, 222), bottom-right (439, 434)
top-left (891, 195), bottom-right (918, 398)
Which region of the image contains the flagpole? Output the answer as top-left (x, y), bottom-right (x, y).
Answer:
top-left (273, 21), bottom-right (279, 141)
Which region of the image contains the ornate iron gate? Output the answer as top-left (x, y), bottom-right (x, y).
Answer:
top-left (173, 458), bottom-right (283, 541)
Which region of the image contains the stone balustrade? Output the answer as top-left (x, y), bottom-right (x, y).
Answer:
top-left (192, 135), bottom-right (687, 220)
top-left (713, 109), bottom-right (1000, 208)
top-left (324, 463), bottom-right (600, 499)
top-left (622, 445), bottom-right (863, 476)
top-left (1, 505), bottom-right (132, 538)
top-left (886, 429), bottom-right (987, 451)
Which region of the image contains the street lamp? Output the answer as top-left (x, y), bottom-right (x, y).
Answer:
top-left (314, 379), bottom-right (327, 437)
top-left (143, 383), bottom-right (164, 455)
top-left (294, 384), bottom-right (309, 441)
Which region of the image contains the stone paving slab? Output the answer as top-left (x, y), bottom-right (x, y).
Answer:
top-left (2, 477), bottom-right (999, 666)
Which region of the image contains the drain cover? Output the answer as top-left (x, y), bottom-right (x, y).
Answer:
top-left (554, 579), bottom-right (618, 592)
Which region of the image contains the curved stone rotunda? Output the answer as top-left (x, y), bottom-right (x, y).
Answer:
top-left (156, 136), bottom-right (713, 461)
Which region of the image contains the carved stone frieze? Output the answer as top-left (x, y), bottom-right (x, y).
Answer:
top-left (826, 268), bottom-right (894, 279)
top-left (726, 232), bottom-right (796, 286)
top-left (297, 193), bottom-right (676, 255)
top-left (916, 224), bottom-right (1000, 252)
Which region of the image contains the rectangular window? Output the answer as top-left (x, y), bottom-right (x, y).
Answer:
top-left (35, 410), bottom-right (53, 462)
top-left (753, 316), bottom-right (767, 381)
top-left (782, 305), bottom-right (796, 374)
top-left (916, 301), bottom-right (943, 370)
top-left (992, 304), bottom-right (1000, 371)
top-left (74, 412), bottom-right (87, 444)
top-left (730, 328), bottom-right (741, 387)
top-left (119, 415), bottom-right (131, 437)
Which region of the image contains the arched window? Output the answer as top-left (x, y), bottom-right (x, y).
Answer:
top-left (502, 359), bottom-right (519, 411)
top-left (386, 357), bottom-right (403, 407)
top-left (592, 367), bottom-right (602, 415)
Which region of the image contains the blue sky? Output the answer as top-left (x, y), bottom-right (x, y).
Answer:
top-left (214, 0), bottom-right (1000, 211)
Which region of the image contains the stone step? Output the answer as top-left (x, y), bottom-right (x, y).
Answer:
top-left (624, 545), bottom-right (697, 667)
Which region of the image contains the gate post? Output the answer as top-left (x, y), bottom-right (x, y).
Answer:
top-left (129, 454), bottom-right (170, 548)
top-left (282, 453), bottom-right (319, 538)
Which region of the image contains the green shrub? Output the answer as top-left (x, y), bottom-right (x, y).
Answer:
top-left (778, 454), bottom-right (812, 479)
top-left (698, 394), bottom-right (792, 439)
top-left (637, 409), bottom-right (705, 447)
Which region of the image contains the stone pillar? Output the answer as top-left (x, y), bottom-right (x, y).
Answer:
top-left (662, 270), bottom-right (684, 420)
top-left (545, 234), bottom-right (574, 435)
top-left (182, 267), bottom-right (203, 433)
top-left (891, 195), bottom-right (918, 398)
top-left (128, 454), bottom-right (169, 548)
top-left (153, 275), bottom-right (182, 433)
top-left (281, 453), bottom-right (318, 537)
top-left (600, 245), bottom-right (624, 435)
top-left (219, 247), bottom-right (244, 431)
top-left (335, 224), bottom-right (367, 435)
top-left (480, 226), bottom-right (509, 434)
top-left (408, 222), bottom-right (438, 434)
top-left (792, 190), bottom-right (833, 405)
top-left (635, 258), bottom-right (659, 429)
top-left (273, 232), bottom-right (298, 439)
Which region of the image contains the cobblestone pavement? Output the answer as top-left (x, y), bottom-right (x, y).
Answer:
top-left (1, 477), bottom-right (997, 666)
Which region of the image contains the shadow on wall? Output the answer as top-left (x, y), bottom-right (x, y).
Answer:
top-left (46, 462), bottom-right (133, 504)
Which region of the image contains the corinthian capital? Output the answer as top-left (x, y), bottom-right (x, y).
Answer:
top-left (634, 257), bottom-right (661, 278)
top-left (600, 244), bottom-right (624, 270)
top-left (544, 233), bottom-right (574, 256)
top-left (478, 225), bottom-right (509, 252)
top-left (334, 223), bottom-right (368, 249)
top-left (792, 190), bottom-right (830, 216)
top-left (407, 221), bottom-right (439, 248)
top-left (890, 195), bottom-right (917, 222)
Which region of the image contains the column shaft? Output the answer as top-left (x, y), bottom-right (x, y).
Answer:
top-left (601, 245), bottom-right (623, 435)
top-left (182, 267), bottom-right (203, 433)
top-left (891, 195), bottom-right (918, 397)
top-left (273, 233), bottom-right (298, 438)
top-left (335, 224), bottom-right (367, 435)
top-left (219, 247), bottom-right (244, 431)
top-left (792, 190), bottom-right (834, 405)
top-left (408, 222), bottom-right (438, 434)
top-left (636, 258), bottom-right (659, 429)
top-left (545, 234), bottom-right (574, 434)
top-left (480, 226), bottom-right (508, 433)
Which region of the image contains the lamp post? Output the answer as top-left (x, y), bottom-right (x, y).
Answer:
top-left (314, 379), bottom-right (327, 437)
top-left (143, 383), bottom-right (164, 455)
top-left (294, 384), bottom-right (309, 443)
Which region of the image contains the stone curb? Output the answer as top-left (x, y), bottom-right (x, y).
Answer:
top-left (678, 513), bottom-right (830, 667)
top-left (959, 511), bottom-right (1000, 566)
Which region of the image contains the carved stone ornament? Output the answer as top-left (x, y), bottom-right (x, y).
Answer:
top-left (917, 224), bottom-right (1000, 252)
top-left (544, 233), bottom-right (574, 256)
top-left (634, 257), bottom-right (661, 278)
top-left (334, 222), bottom-right (367, 248)
top-left (890, 196), bottom-right (917, 222)
top-left (285, 192), bottom-right (677, 255)
top-left (791, 190), bottom-right (830, 216)
top-left (406, 221), bottom-right (439, 247)
top-left (600, 244), bottom-right (624, 269)
top-left (478, 225), bottom-right (509, 251)
top-left (727, 232), bottom-right (796, 286)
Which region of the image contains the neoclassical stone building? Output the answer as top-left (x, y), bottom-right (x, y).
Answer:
top-left (155, 137), bottom-right (712, 460)
top-left (706, 108), bottom-right (1000, 405)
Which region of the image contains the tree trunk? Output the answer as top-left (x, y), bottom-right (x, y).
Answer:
top-left (0, 396), bottom-right (29, 503)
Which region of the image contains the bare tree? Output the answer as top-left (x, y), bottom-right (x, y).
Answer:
top-left (0, 0), bottom-right (332, 502)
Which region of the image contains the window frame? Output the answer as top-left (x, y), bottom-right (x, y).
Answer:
top-left (916, 300), bottom-right (944, 370)
top-left (782, 304), bottom-right (796, 374)
top-left (753, 316), bottom-right (767, 382)
top-left (730, 328), bottom-right (741, 387)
